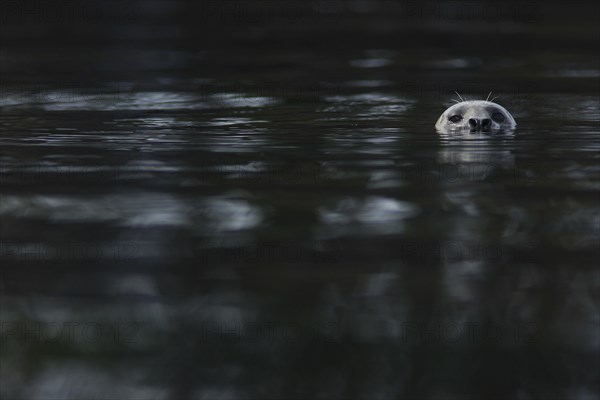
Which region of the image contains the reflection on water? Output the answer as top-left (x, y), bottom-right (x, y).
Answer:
top-left (1, 1), bottom-right (599, 399)
top-left (318, 196), bottom-right (419, 236)
top-left (0, 89), bottom-right (279, 112)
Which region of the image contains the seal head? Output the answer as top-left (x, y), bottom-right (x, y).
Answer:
top-left (435, 100), bottom-right (516, 133)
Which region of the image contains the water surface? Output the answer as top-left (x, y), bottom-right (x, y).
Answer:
top-left (1, 1), bottom-right (599, 399)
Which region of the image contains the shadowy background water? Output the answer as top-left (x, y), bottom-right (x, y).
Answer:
top-left (1, 1), bottom-right (599, 399)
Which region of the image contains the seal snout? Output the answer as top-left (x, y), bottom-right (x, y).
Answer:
top-left (468, 118), bottom-right (492, 131)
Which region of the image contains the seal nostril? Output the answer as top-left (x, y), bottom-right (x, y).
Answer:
top-left (468, 118), bottom-right (478, 127)
top-left (481, 119), bottom-right (491, 127)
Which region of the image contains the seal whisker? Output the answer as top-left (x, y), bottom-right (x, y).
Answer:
top-left (454, 91), bottom-right (465, 102)
top-left (490, 96), bottom-right (499, 102)
top-left (486, 91), bottom-right (493, 101)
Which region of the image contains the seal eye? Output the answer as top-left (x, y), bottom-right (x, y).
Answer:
top-left (449, 115), bottom-right (462, 123)
top-left (492, 112), bottom-right (505, 122)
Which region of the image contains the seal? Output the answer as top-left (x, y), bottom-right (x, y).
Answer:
top-left (435, 93), bottom-right (516, 133)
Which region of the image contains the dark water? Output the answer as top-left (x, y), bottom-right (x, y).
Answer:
top-left (1, 1), bottom-right (599, 399)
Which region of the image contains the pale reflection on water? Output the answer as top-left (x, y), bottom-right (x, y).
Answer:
top-left (318, 196), bottom-right (419, 236)
top-left (0, 193), bottom-right (263, 232)
top-left (0, 90), bottom-right (278, 112)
